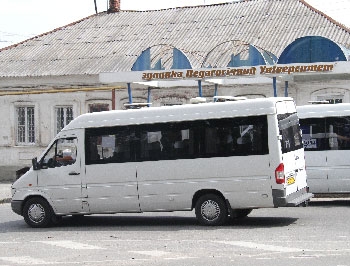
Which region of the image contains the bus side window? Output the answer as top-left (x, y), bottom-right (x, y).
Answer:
top-left (85, 116), bottom-right (268, 164)
top-left (300, 118), bottom-right (326, 151)
top-left (327, 117), bottom-right (350, 150)
top-left (147, 131), bottom-right (162, 160)
top-left (87, 136), bottom-right (100, 163)
top-left (86, 128), bottom-right (135, 164)
top-left (113, 130), bottom-right (133, 162)
top-left (139, 124), bottom-right (192, 161)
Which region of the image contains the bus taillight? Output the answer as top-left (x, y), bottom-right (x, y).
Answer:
top-left (275, 163), bottom-right (285, 184)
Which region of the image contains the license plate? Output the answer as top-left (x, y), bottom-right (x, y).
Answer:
top-left (287, 176), bottom-right (295, 185)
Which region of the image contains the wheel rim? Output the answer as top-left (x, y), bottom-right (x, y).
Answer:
top-left (27, 203), bottom-right (46, 224)
top-left (201, 200), bottom-right (220, 221)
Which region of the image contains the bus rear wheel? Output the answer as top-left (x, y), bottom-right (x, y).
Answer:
top-left (195, 194), bottom-right (227, 226)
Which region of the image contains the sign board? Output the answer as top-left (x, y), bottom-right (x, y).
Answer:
top-left (99, 61), bottom-right (350, 85)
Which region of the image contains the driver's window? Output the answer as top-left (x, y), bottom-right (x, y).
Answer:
top-left (41, 138), bottom-right (77, 168)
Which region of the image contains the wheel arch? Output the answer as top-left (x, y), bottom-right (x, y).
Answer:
top-left (21, 194), bottom-right (54, 216)
top-left (192, 189), bottom-right (227, 210)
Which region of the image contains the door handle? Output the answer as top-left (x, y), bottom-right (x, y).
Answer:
top-left (69, 172), bottom-right (80, 176)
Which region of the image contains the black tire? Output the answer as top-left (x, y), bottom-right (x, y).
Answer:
top-left (195, 194), bottom-right (227, 226)
top-left (230, 208), bottom-right (252, 219)
top-left (23, 197), bottom-right (53, 228)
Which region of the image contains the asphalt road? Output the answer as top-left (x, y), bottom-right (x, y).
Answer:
top-left (0, 200), bottom-right (350, 266)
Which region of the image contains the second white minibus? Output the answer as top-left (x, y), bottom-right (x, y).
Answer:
top-left (297, 103), bottom-right (350, 194)
top-left (11, 97), bottom-right (312, 227)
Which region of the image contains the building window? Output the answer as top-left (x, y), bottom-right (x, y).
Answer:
top-left (16, 106), bottom-right (35, 145)
top-left (89, 104), bottom-right (109, 113)
top-left (56, 106), bottom-right (74, 134)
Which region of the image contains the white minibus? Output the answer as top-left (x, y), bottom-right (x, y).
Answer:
top-left (297, 103), bottom-right (350, 194)
top-left (11, 97), bottom-right (312, 227)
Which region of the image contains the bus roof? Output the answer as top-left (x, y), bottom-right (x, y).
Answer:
top-left (297, 103), bottom-right (350, 119)
top-left (63, 97), bottom-right (294, 131)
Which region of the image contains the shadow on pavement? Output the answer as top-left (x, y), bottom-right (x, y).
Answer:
top-left (0, 214), bottom-right (298, 233)
top-left (309, 200), bottom-right (350, 207)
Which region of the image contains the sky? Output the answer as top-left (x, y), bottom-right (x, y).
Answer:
top-left (0, 0), bottom-right (349, 49)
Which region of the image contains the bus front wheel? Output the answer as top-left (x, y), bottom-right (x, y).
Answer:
top-left (195, 194), bottom-right (227, 226)
top-left (23, 197), bottom-right (53, 228)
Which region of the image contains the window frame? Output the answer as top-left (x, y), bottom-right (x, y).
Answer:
top-left (55, 106), bottom-right (74, 134)
top-left (39, 137), bottom-right (78, 169)
top-left (15, 105), bottom-right (36, 145)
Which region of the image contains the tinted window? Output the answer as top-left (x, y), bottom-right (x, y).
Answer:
top-left (86, 126), bottom-right (138, 164)
top-left (300, 116), bottom-right (350, 151)
top-left (85, 116), bottom-right (268, 165)
top-left (278, 113), bottom-right (303, 153)
top-left (300, 118), bottom-right (327, 151)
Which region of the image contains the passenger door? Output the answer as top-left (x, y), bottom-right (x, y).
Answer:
top-left (37, 133), bottom-right (84, 214)
top-left (276, 102), bottom-right (307, 196)
top-left (83, 129), bottom-right (141, 213)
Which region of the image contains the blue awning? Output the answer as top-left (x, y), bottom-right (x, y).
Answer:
top-left (278, 36), bottom-right (349, 64)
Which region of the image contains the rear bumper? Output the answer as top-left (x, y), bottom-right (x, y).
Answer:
top-left (273, 187), bottom-right (313, 207)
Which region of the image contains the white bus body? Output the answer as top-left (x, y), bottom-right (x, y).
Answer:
top-left (11, 97), bottom-right (312, 227)
top-left (297, 104), bottom-right (350, 194)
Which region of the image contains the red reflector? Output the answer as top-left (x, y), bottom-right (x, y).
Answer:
top-left (275, 163), bottom-right (285, 184)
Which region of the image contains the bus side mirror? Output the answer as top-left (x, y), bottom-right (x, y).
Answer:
top-left (32, 157), bottom-right (40, 170)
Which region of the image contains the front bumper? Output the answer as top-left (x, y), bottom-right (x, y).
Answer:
top-left (11, 200), bottom-right (23, 216)
top-left (273, 187), bottom-right (313, 207)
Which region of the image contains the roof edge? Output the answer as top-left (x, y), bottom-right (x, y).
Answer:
top-left (0, 13), bottom-right (100, 53)
top-left (300, 0), bottom-right (350, 33)
top-left (120, 1), bottom-right (247, 13)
